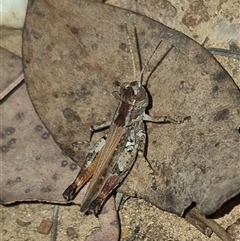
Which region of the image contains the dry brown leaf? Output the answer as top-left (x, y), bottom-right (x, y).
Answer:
top-left (21, 0), bottom-right (240, 217)
top-left (0, 83), bottom-right (84, 204)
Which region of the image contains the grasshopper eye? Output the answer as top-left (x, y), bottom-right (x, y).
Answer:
top-left (130, 81), bottom-right (146, 101)
top-left (135, 87), bottom-right (146, 101)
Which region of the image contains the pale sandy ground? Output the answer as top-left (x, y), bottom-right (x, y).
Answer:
top-left (1, 0), bottom-right (240, 240)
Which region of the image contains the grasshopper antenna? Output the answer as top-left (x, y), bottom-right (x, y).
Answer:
top-left (124, 23), bottom-right (148, 87)
top-left (133, 27), bottom-right (165, 87)
top-left (125, 23), bottom-right (174, 87)
top-left (138, 38), bottom-right (163, 87)
top-left (144, 44), bottom-right (174, 86)
top-left (133, 27), bottom-right (144, 86)
top-left (124, 22), bottom-right (137, 82)
top-left (134, 28), bottom-right (174, 87)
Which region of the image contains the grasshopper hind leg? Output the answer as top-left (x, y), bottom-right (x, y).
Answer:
top-left (85, 197), bottom-right (104, 216)
top-left (81, 171), bottom-right (130, 215)
top-left (86, 193), bottom-right (128, 216)
top-left (62, 136), bottom-right (107, 202)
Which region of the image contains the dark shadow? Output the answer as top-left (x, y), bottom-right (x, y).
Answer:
top-left (207, 192), bottom-right (240, 219)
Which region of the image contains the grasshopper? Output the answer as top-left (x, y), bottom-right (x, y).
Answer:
top-left (63, 25), bottom-right (183, 215)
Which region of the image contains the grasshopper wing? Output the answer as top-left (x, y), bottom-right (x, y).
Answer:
top-left (80, 124), bottom-right (140, 215)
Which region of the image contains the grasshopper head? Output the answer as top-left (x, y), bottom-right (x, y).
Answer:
top-left (120, 81), bottom-right (149, 108)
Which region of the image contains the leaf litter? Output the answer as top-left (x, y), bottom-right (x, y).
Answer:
top-left (1, 0), bottom-right (240, 240)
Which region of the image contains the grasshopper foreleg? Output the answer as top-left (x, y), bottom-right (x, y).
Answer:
top-left (87, 121), bottom-right (111, 142)
top-left (143, 113), bottom-right (190, 124)
top-left (72, 121), bottom-right (111, 146)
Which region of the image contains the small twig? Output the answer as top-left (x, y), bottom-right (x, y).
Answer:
top-left (207, 48), bottom-right (240, 59)
top-left (0, 71), bottom-right (24, 100)
top-left (185, 208), bottom-right (213, 237)
top-left (187, 207), bottom-right (233, 241)
top-left (51, 205), bottom-right (59, 241)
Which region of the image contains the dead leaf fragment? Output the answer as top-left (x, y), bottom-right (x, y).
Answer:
top-left (85, 196), bottom-right (120, 241)
top-left (227, 219), bottom-right (240, 241)
top-left (37, 219), bottom-right (53, 235)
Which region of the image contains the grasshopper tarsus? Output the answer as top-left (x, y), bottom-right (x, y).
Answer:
top-left (169, 115), bottom-right (191, 124)
top-left (170, 115), bottom-right (191, 124)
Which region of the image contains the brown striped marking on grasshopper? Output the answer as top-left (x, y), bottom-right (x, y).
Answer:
top-left (62, 25), bottom-right (182, 215)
